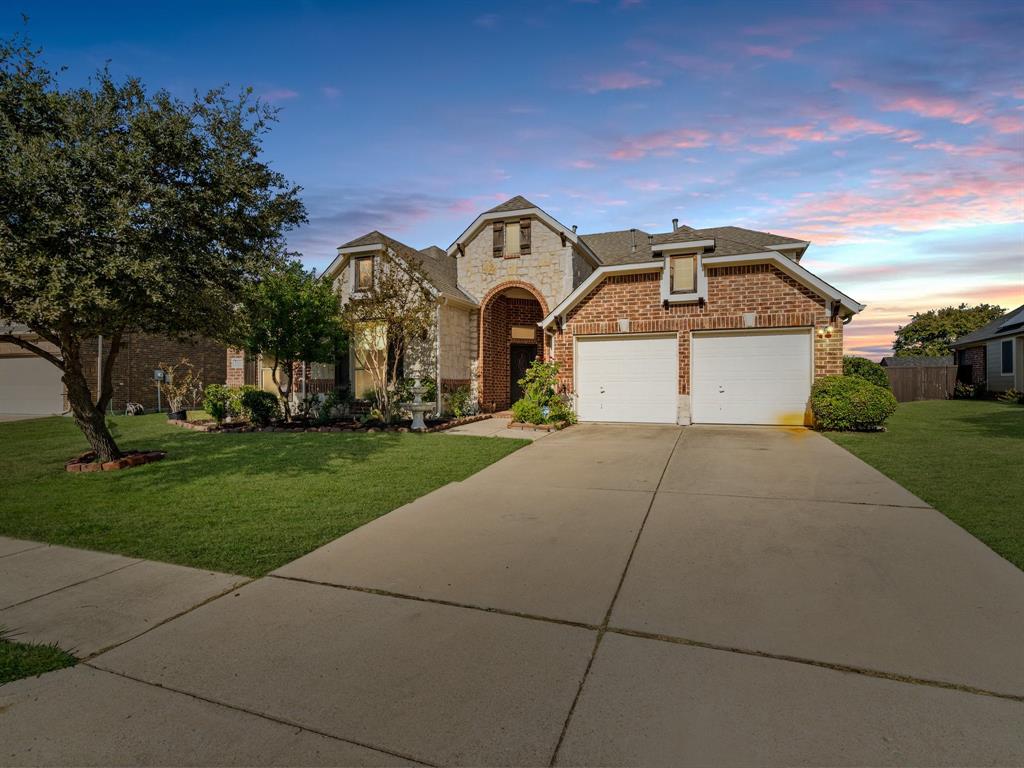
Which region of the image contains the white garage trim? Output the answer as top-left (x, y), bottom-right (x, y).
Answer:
top-left (690, 328), bottom-right (813, 426)
top-left (574, 333), bottom-right (679, 424)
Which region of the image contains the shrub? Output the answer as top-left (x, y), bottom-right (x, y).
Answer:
top-left (239, 388), bottom-right (281, 426)
top-left (997, 388), bottom-right (1023, 405)
top-left (953, 381), bottom-right (977, 400)
top-left (446, 384), bottom-right (474, 418)
top-left (203, 384), bottom-right (231, 424)
top-left (811, 375), bottom-right (897, 431)
top-left (511, 360), bottom-right (576, 425)
top-left (842, 355), bottom-right (890, 389)
top-left (395, 376), bottom-right (437, 405)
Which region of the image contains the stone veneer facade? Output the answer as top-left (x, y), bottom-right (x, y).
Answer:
top-left (550, 264), bottom-right (843, 422)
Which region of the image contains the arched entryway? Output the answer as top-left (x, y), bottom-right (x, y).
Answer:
top-left (478, 281), bottom-right (549, 411)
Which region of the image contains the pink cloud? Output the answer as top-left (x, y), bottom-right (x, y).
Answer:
top-left (581, 71), bottom-right (660, 94)
top-left (570, 159), bottom-right (597, 169)
top-left (744, 45), bottom-right (794, 60)
top-left (881, 95), bottom-right (982, 125)
top-left (608, 128), bottom-right (712, 159)
top-left (260, 88), bottom-right (299, 102)
top-left (990, 114), bottom-right (1024, 134)
top-left (321, 86), bottom-right (340, 100)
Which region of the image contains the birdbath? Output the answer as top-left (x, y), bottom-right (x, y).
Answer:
top-left (402, 370), bottom-right (431, 432)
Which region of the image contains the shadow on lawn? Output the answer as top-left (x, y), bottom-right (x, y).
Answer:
top-left (943, 402), bottom-right (1024, 441)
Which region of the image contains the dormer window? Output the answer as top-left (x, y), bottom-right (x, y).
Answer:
top-left (670, 254), bottom-right (697, 294)
top-left (354, 256), bottom-right (374, 291)
top-left (493, 218), bottom-right (532, 258)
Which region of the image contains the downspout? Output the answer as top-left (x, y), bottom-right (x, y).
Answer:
top-left (435, 300), bottom-right (443, 416)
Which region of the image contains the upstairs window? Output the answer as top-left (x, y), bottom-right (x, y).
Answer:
top-left (354, 256), bottom-right (374, 292)
top-left (670, 254), bottom-right (697, 294)
top-left (1002, 339), bottom-right (1014, 374)
top-left (493, 218), bottom-right (532, 257)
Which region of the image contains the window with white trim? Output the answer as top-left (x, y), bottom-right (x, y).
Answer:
top-left (354, 256), bottom-right (374, 292)
top-left (1001, 339), bottom-right (1014, 374)
top-left (670, 254), bottom-right (697, 294)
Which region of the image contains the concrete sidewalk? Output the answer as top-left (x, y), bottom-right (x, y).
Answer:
top-left (442, 415), bottom-right (553, 440)
top-left (2, 425), bottom-right (1023, 766)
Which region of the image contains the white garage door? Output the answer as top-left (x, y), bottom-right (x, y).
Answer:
top-left (0, 356), bottom-right (65, 415)
top-left (576, 335), bottom-right (678, 423)
top-left (691, 329), bottom-right (812, 426)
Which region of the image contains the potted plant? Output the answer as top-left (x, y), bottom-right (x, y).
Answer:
top-left (159, 358), bottom-right (203, 420)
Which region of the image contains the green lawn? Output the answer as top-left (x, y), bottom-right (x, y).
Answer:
top-left (826, 400), bottom-right (1024, 570)
top-left (0, 630), bottom-right (76, 685)
top-left (0, 415), bottom-right (526, 577)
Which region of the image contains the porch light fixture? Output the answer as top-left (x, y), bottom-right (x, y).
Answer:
top-left (816, 325), bottom-right (834, 338)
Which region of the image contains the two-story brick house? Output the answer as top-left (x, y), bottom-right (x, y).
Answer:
top-left (317, 195), bottom-right (863, 426)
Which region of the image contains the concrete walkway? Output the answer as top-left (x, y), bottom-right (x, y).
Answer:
top-left (2, 425), bottom-right (1023, 766)
top-left (442, 414), bottom-right (553, 440)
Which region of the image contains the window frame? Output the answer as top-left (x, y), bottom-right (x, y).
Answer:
top-left (669, 253), bottom-right (698, 295)
top-left (1001, 339), bottom-right (1014, 375)
top-left (353, 255), bottom-right (374, 292)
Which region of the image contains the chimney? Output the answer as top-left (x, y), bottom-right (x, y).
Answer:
top-left (672, 218), bottom-right (679, 231)
top-left (630, 228), bottom-right (636, 252)
top-left (572, 224), bottom-right (577, 233)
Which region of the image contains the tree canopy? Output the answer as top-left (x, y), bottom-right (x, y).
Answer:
top-left (892, 303), bottom-right (1005, 357)
top-left (0, 30), bottom-right (305, 460)
top-left (233, 260), bottom-right (345, 421)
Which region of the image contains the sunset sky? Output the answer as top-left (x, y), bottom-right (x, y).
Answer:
top-left (8, 0), bottom-right (1023, 358)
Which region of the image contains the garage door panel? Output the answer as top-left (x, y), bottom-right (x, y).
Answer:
top-left (692, 330), bottom-right (811, 426)
top-left (577, 336), bottom-right (677, 424)
top-left (0, 356), bottom-right (65, 415)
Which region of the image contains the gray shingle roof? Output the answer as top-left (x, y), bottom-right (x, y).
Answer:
top-left (580, 223), bottom-right (804, 265)
top-left (340, 231), bottom-right (476, 304)
top-left (485, 195), bottom-right (539, 214)
top-left (950, 304), bottom-right (1024, 348)
top-left (579, 229), bottom-right (657, 265)
top-left (694, 226), bottom-right (804, 249)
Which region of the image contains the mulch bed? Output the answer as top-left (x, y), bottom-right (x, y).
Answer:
top-left (66, 450), bottom-right (166, 473)
top-left (166, 413), bottom-right (493, 435)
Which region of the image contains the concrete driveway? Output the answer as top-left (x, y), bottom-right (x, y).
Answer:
top-left (3, 425), bottom-right (1023, 766)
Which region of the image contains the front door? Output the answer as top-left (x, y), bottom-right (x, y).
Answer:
top-left (509, 345), bottom-right (536, 405)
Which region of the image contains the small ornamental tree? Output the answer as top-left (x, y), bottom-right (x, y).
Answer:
top-left (893, 303), bottom-right (1005, 357)
top-left (0, 31), bottom-right (304, 461)
top-left (338, 250), bottom-right (436, 423)
top-left (233, 260), bottom-right (345, 422)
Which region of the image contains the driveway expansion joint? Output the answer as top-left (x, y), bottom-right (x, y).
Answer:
top-left (83, 663), bottom-right (436, 767)
top-left (606, 626), bottom-right (1024, 703)
top-left (548, 427), bottom-right (687, 767)
top-left (655, 487), bottom-right (934, 510)
top-left (0, 557), bottom-right (143, 611)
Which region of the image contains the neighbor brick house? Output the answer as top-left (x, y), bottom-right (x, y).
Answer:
top-left (314, 196), bottom-right (863, 426)
top-left (0, 327), bottom-right (226, 416)
top-left (950, 304), bottom-right (1024, 393)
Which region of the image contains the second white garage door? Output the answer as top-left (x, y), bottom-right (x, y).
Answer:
top-left (0, 356), bottom-right (65, 415)
top-left (691, 329), bottom-right (812, 426)
top-left (576, 335), bottom-right (678, 423)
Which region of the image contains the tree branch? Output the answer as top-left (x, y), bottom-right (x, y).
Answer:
top-left (0, 334), bottom-right (65, 370)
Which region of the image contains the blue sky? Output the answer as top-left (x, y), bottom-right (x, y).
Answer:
top-left (7, 0), bottom-right (1023, 357)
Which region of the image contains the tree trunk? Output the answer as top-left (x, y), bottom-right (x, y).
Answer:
top-left (271, 360), bottom-right (293, 422)
top-left (62, 358), bottom-right (122, 462)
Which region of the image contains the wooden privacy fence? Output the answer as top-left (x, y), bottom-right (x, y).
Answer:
top-left (884, 365), bottom-right (958, 402)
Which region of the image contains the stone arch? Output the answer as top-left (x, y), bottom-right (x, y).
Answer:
top-left (477, 281), bottom-right (549, 411)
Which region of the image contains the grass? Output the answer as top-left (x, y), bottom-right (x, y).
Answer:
top-left (825, 400), bottom-right (1024, 570)
top-left (0, 629), bottom-right (76, 685)
top-left (0, 414), bottom-right (527, 577)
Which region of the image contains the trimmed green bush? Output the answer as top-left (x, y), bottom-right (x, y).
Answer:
top-left (811, 375), bottom-right (897, 431)
top-left (202, 384), bottom-right (231, 424)
top-left (842, 355), bottom-right (890, 389)
top-left (446, 384), bottom-right (474, 418)
top-left (239, 388), bottom-right (281, 426)
top-left (510, 360), bottom-right (576, 425)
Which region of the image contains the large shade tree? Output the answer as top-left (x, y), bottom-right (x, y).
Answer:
top-left (893, 303), bottom-right (1005, 357)
top-left (0, 31), bottom-right (305, 461)
top-left (233, 260), bottom-right (346, 422)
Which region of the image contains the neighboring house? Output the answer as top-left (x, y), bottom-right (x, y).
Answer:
top-left (0, 325), bottom-right (226, 416)
top-left (308, 195), bottom-right (863, 426)
top-left (950, 304), bottom-right (1024, 393)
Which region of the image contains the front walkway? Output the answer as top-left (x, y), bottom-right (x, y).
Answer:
top-left (2, 425), bottom-right (1023, 766)
top-left (442, 415), bottom-right (553, 441)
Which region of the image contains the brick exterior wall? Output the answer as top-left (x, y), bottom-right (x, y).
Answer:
top-left (957, 345), bottom-right (986, 385)
top-left (79, 333), bottom-right (227, 413)
top-left (551, 265), bottom-right (841, 409)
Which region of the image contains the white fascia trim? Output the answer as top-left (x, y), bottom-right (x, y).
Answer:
top-left (322, 243), bottom-right (384, 282)
top-left (703, 251), bottom-right (865, 315)
top-left (766, 241), bottom-right (810, 251)
top-left (540, 262), bottom-right (662, 329)
top-left (447, 207), bottom-right (580, 257)
top-left (651, 239), bottom-right (715, 253)
top-left (439, 293), bottom-right (479, 311)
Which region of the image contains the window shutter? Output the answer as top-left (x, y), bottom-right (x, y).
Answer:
top-left (492, 221), bottom-right (505, 256)
top-left (520, 218), bottom-right (531, 254)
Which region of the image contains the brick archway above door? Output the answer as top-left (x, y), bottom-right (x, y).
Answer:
top-left (478, 281), bottom-right (549, 412)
